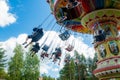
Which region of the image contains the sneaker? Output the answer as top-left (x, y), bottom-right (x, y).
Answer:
top-left (57, 16), bottom-right (67, 23)
top-left (25, 45), bottom-right (28, 48)
top-left (62, 16), bottom-right (67, 21)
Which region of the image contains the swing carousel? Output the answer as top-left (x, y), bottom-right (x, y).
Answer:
top-left (47, 0), bottom-right (120, 79)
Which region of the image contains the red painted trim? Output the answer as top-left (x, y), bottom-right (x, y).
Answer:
top-left (97, 56), bottom-right (120, 64)
top-left (93, 64), bottom-right (120, 74)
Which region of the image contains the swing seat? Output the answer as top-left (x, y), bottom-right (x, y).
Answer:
top-left (65, 45), bottom-right (74, 52)
top-left (31, 43), bottom-right (40, 53)
top-left (42, 45), bottom-right (49, 52)
top-left (45, 53), bottom-right (49, 57)
top-left (59, 30), bottom-right (70, 41)
top-left (31, 47), bottom-right (39, 53)
top-left (65, 48), bottom-right (73, 52)
top-left (55, 47), bottom-right (61, 52)
top-left (32, 28), bottom-right (44, 42)
top-left (67, 2), bottom-right (82, 19)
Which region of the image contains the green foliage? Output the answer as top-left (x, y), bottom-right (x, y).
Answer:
top-left (8, 44), bottom-right (24, 80)
top-left (59, 63), bottom-right (69, 80)
top-left (0, 47), bottom-right (6, 71)
top-left (0, 69), bottom-right (8, 79)
top-left (86, 53), bottom-right (98, 80)
top-left (0, 46), bottom-right (8, 79)
top-left (74, 50), bottom-right (86, 80)
top-left (7, 44), bottom-right (40, 80)
top-left (23, 52), bottom-right (40, 80)
top-left (42, 74), bottom-right (55, 80)
top-left (59, 59), bottom-right (76, 80)
top-left (59, 50), bottom-right (98, 80)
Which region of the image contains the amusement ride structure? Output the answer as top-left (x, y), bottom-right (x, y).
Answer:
top-left (47, 0), bottom-right (120, 80)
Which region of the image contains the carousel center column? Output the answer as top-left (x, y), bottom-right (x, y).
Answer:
top-left (81, 9), bottom-right (120, 80)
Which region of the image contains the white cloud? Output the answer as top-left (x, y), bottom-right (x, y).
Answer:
top-left (40, 64), bottom-right (49, 74)
top-left (52, 68), bottom-right (59, 72)
top-left (73, 37), bottom-right (95, 58)
top-left (0, 30), bottom-right (95, 76)
top-left (0, 0), bottom-right (16, 27)
top-left (0, 34), bottom-right (27, 59)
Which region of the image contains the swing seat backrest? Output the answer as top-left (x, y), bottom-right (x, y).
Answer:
top-left (32, 29), bottom-right (44, 41)
top-left (66, 48), bottom-right (72, 52)
top-left (65, 45), bottom-right (74, 52)
top-left (32, 44), bottom-right (40, 51)
top-left (55, 48), bottom-right (61, 53)
top-left (59, 31), bottom-right (70, 41)
top-left (42, 45), bottom-right (49, 52)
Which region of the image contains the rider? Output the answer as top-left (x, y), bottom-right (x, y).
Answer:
top-left (50, 47), bottom-right (62, 65)
top-left (58, 0), bottom-right (78, 22)
top-left (40, 51), bottom-right (49, 60)
top-left (22, 27), bottom-right (44, 48)
top-left (30, 42), bottom-right (40, 57)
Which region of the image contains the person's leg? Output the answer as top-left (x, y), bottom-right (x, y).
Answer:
top-left (50, 52), bottom-right (55, 59)
top-left (42, 54), bottom-right (45, 60)
top-left (30, 50), bottom-right (33, 56)
top-left (50, 54), bottom-right (53, 59)
top-left (32, 50), bottom-right (38, 57)
top-left (32, 51), bottom-right (36, 57)
top-left (58, 58), bottom-right (61, 65)
top-left (60, 7), bottom-right (68, 17)
top-left (59, 7), bottom-right (68, 22)
top-left (45, 53), bottom-right (48, 57)
top-left (53, 58), bottom-right (57, 64)
top-left (23, 35), bottom-right (32, 45)
top-left (40, 54), bottom-right (44, 60)
top-left (25, 41), bottom-right (32, 48)
top-left (22, 37), bottom-right (29, 45)
top-left (59, 8), bottom-right (64, 19)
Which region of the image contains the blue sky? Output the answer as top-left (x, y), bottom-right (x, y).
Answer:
top-left (0, 0), bottom-right (94, 78)
top-left (0, 0), bottom-right (54, 41)
top-left (0, 0), bottom-right (93, 45)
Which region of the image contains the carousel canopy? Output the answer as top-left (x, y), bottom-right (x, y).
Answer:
top-left (47, 0), bottom-right (120, 34)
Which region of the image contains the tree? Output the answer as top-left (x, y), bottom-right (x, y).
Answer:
top-left (23, 52), bottom-right (40, 80)
top-left (59, 50), bottom-right (98, 80)
top-left (86, 53), bottom-right (98, 80)
top-left (59, 63), bottom-right (70, 80)
top-left (0, 46), bottom-right (7, 79)
top-left (0, 47), bottom-right (6, 70)
top-left (8, 44), bottom-right (24, 80)
top-left (74, 50), bottom-right (87, 80)
top-left (69, 59), bottom-right (76, 80)
top-left (41, 73), bottom-right (55, 80)
top-left (59, 58), bottom-right (76, 80)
